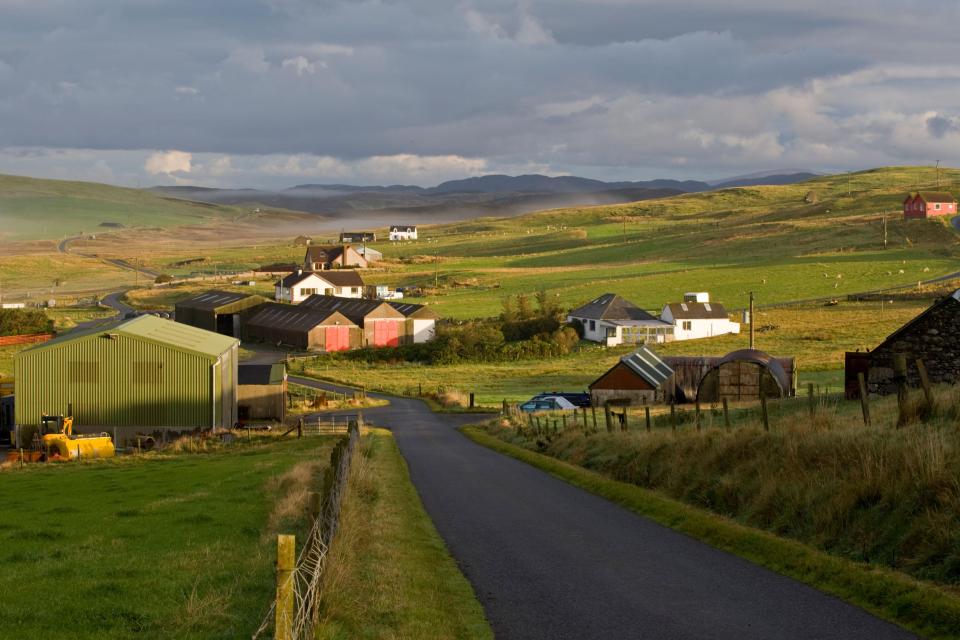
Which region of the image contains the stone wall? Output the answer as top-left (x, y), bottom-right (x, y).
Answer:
top-left (868, 295), bottom-right (960, 394)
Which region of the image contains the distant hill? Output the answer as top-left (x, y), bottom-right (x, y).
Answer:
top-left (712, 172), bottom-right (820, 189)
top-left (427, 174), bottom-right (710, 194)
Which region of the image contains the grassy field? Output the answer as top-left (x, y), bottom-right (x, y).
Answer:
top-left (0, 307), bottom-right (117, 377)
top-left (295, 298), bottom-right (932, 405)
top-left (317, 429), bottom-right (492, 639)
top-left (0, 173), bottom-right (239, 242)
top-left (0, 436), bottom-right (336, 639)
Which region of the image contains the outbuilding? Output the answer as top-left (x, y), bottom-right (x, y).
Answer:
top-left (238, 363), bottom-right (287, 423)
top-left (693, 349), bottom-right (794, 404)
top-left (567, 293), bottom-right (673, 346)
top-left (300, 295), bottom-right (408, 347)
top-left (174, 290), bottom-right (268, 338)
top-left (243, 302), bottom-right (361, 351)
top-left (388, 301), bottom-right (438, 343)
top-left (589, 346), bottom-right (674, 406)
top-left (14, 315), bottom-right (238, 446)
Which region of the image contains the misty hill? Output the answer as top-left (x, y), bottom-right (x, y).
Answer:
top-left (149, 171), bottom-right (815, 219)
top-left (711, 172), bottom-right (820, 189)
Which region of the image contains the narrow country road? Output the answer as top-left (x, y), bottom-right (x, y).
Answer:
top-left (289, 376), bottom-right (915, 640)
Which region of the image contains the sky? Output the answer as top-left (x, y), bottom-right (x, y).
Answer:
top-left (1, 1), bottom-right (960, 189)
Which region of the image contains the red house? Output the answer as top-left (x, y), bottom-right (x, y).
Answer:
top-left (903, 192), bottom-right (957, 219)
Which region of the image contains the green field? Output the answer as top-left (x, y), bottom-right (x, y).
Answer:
top-left (0, 437), bottom-right (334, 639)
top-left (0, 174), bottom-right (239, 242)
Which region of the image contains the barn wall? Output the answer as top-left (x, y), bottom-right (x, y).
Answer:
top-left (238, 382), bottom-right (286, 421)
top-left (591, 389), bottom-right (656, 406)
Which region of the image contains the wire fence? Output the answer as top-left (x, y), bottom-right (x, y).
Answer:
top-left (252, 422), bottom-right (359, 640)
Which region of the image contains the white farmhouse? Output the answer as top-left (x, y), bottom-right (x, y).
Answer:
top-left (389, 225), bottom-right (418, 241)
top-left (275, 270), bottom-right (365, 304)
top-left (660, 292), bottom-right (740, 341)
top-left (567, 293), bottom-right (673, 346)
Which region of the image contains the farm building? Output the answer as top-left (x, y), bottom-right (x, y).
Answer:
top-left (567, 293), bottom-right (673, 346)
top-left (243, 302), bottom-right (361, 351)
top-left (174, 290), bottom-right (268, 338)
top-left (589, 346), bottom-right (674, 406)
top-left (356, 246), bottom-right (383, 262)
top-left (903, 192), bottom-right (957, 219)
top-left (339, 231), bottom-right (376, 243)
top-left (848, 290), bottom-right (960, 397)
top-left (293, 235), bottom-right (312, 246)
top-left (389, 225), bottom-right (418, 241)
top-left (13, 315), bottom-right (238, 447)
top-left (275, 270), bottom-right (365, 303)
top-left (304, 244), bottom-right (367, 270)
top-left (663, 350), bottom-right (796, 403)
top-left (238, 363), bottom-right (287, 423)
top-left (300, 295), bottom-right (434, 347)
top-left (660, 292), bottom-right (740, 341)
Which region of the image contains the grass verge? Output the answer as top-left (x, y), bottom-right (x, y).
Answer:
top-left (316, 429), bottom-right (492, 640)
top-left (461, 425), bottom-right (960, 639)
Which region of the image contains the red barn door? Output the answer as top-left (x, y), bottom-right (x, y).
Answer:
top-left (372, 321), bottom-right (400, 347)
top-left (325, 326), bottom-right (350, 352)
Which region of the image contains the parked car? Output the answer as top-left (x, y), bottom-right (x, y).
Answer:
top-left (531, 391), bottom-right (591, 408)
top-left (519, 396), bottom-right (577, 412)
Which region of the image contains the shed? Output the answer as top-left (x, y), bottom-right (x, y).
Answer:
top-left (694, 349), bottom-right (794, 404)
top-left (243, 302), bottom-right (361, 351)
top-left (388, 301), bottom-right (438, 343)
top-left (300, 295), bottom-right (407, 347)
top-left (589, 346), bottom-right (674, 406)
top-left (852, 290), bottom-right (960, 395)
top-left (238, 363), bottom-right (287, 423)
top-left (13, 315), bottom-right (238, 446)
top-left (174, 290), bottom-right (267, 337)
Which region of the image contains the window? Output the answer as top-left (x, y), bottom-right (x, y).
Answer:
top-left (589, 320), bottom-right (596, 331)
top-left (300, 288), bottom-right (317, 297)
top-left (351, 287), bottom-right (359, 294)
top-left (682, 321), bottom-right (692, 331)
top-left (935, 203), bottom-right (941, 210)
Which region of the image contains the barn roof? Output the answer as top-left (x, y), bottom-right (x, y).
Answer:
top-left (712, 349), bottom-right (791, 392)
top-left (664, 301), bottom-right (729, 320)
top-left (619, 346), bottom-right (674, 387)
top-left (174, 289), bottom-right (265, 312)
top-left (245, 302), bottom-right (346, 332)
top-left (300, 295), bottom-right (402, 324)
top-left (915, 191), bottom-right (956, 203)
top-left (568, 293), bottom-right (658, 322)
top-left (387, 301), bottom-right (437, 319)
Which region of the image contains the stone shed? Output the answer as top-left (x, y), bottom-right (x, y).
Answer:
top-left (854, 290), bottom-right (960, 395)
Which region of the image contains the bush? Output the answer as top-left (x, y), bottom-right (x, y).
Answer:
top-left (154, 273), bottom-right (174, 284)
top-left (0, 308), bottom-right (53, 337)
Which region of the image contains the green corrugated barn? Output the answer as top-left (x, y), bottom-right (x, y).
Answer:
top-left (174, 289), bottom-right (267, 337)
top-left (14, 315), bottom-right (238, 446)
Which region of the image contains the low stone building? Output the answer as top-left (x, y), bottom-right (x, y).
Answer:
top-left (588, 346), bottom-right (674, 406)
top-left (854, 290), bottom-right (960, 395)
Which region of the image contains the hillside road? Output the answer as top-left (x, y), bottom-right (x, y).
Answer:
top-left (289, 376), bottom-right (915, 640)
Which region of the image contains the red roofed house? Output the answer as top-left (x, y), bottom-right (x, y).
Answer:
top-left (903, 192), bottom-right (956, 220)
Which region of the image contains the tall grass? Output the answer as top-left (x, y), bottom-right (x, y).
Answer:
top-left (486, 386), bottom-right (960, 587)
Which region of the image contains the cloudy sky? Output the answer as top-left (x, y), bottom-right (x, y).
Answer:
top-left (1, 0), bottom-right (959, 188)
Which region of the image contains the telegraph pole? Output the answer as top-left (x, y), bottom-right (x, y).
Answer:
top-left (883, 213), bottom-right (888, 249)
top-left (936, 160), bottom-right (941, 188)
top-left (749, 291), bottom-right (755, 350)
top-left (434, 253), bottom-right (439, 289)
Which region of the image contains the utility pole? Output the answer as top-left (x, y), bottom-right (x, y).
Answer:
top-left (749, 291), bottom-right (755, 350)
top-left (434, 253), bottom-right (439, 289)
top-left (883, 212), bottom-right (888, 249)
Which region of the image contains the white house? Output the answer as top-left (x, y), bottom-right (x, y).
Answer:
top-left (567, 293), bottom-right (673, 346)
top-left (389, 225), bottom-right (418, 241)
top-left (275, 270), bottom-right (365, 304)
top-left (660, 292), bottom-right (740, 341)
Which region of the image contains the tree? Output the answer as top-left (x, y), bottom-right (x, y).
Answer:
top-left (535, 288), bottom-right (562, 322)
top-left (500, 295), bottom-right (518, 324)
top-left (515, 293), bottom-right (533, 321)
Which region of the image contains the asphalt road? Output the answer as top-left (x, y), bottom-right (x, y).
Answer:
top-left (289, 376), bottom-right (916, 640)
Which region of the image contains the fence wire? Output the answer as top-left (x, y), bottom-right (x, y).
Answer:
top-left (252, 425), bottom-right (359, 640)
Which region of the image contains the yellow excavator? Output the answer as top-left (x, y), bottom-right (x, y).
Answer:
top-left (8, 415), bottom-right (116, 462)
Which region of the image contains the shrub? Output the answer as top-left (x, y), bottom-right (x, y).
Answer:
top-left (154, 273), bottom-right (174, 284)
top-left (0, 308), bottom-right (53, 337)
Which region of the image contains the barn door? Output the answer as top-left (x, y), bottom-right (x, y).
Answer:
top-left (385, 321), bottom-right (399, 347)
top-left (326, 326), bottom-right (349, 352)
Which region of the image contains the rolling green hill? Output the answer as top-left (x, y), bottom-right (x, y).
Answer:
top-left (0, 173), bottom-right (239, 242)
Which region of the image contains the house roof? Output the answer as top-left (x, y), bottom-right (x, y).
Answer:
top-left (567, 293), bottom-right (659, 322)
top-left (26, 315), bottom-right (237, 358)
top-left (339, 231), bottom-right (375, 238)
top-left (589, 345), bottom-right (674, 390)
top-left (300, 295), bottom-right (402, 324)
top-left (174, 289), bottom-right (265, 312)
top-left (245, 302), bottom-right (349, 332)
top-left (914, 191), bottom-right (956, 203)
top-left (390, 225), bottom-right (417, 232)
top-left (664, 301), bottom-right (729, 320)
top-left (238, 363), bottom-right (286, 386)
top-left (305, 244), bottom-right (364, 264)
top-left (277, 270), bottom-right (364, 288)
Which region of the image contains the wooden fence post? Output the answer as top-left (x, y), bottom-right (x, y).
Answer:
top-left (695, 401), bottom-right (701, 432)
top-left (894, 354), bottom-right (909, 428)
top-left (857, 372), bottom-right (871, 427)
top-left (645, 406), bottom-right (651, 432)
top-left (722, 398), bottom-right (730, 429)
top-left (807, 383), bottom-right (815, 420)
top-left (591, 406), bottom-right (598, 432)
top-left (275, 534), bottom-right (296, 640)
top-left (621, 409), bottom-right (628, 431)
top-left (561, 413), bottom-right (567, 431)
top-left (308, 491), bottom-right (322, 524)
top-left (604, 405), bottom-right (613, 433)
top-left (469, 392), bottom-right (475, 408)
top-left (916, 359), bottom-right (933, 411)
top-left (760, 394), bottom-right (769, 432)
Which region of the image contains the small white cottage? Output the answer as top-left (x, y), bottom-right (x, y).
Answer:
top-left (567, 293), bottom-right (673, 346)
top-left (660, 292), bottom-right (740, 341)
top-left (389, 225), bottom-right (418, 241)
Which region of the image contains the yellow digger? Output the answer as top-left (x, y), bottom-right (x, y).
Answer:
top-left (7, 415), bottom-right (115, 463)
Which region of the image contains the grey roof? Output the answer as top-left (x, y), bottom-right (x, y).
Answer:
top-left (390, 225), bottom-right (417, 232)
top-left (300, 295), bottom-right (400, 325)
top-left (175, 289), bottom-right (259, 311)
top-left (387, 301), bottom-right (436, 318)
top-left (665, 301), bottom-right (729, 320)
top-left (913, 191), bottom-right (955, 203)
top-left (239, 363), bottom-right (286, 385)
top-left (568, 293), bottom-right (659, 322)
top-left (245, 302), bottom-right (344, 332)
top-left (278, 270), bottom-right (364, 288)
top-left (620, 346), bottom-right (674, 388)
